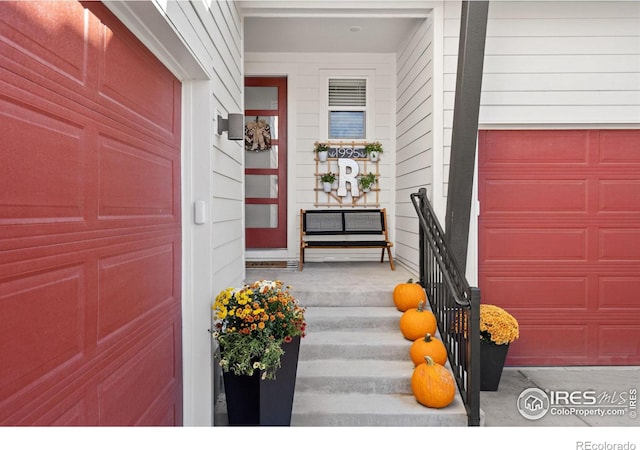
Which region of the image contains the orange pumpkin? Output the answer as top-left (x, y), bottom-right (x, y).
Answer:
top-left (399, 301), bottom-right (437, 341)
top-left (411, 356), bottom-right (456, 408)
top-left (410, 333), bottom-right (447, 366)
top-left (393, 279), bottom-right (426, 312)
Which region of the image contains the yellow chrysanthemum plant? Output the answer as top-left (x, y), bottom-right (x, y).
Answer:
top-left (479, 304), bottom-right (519, 345)
top-left (211, 280), bottom-right (306, 380)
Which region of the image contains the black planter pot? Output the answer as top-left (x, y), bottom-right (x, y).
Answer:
top-left (223, 335), bottom-right (301, 426)
top-left (480, 340), bottom-right (510, 391)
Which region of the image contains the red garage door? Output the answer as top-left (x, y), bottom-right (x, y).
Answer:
top-left (479, 130), bottom-right (640, 366)
top-left (0, 2), bottom-right (182, 424)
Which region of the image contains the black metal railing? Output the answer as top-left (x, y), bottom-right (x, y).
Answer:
top-left (410, 187), bottom-right (480, 426)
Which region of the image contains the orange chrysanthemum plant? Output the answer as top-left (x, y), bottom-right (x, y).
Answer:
top-left (480, 304), bottom-right (519, 345)
top-left (211, 280), bottom-right (306, 379)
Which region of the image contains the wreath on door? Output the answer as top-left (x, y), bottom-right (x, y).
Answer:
top-left (245, 118), bottom-right (272, 152)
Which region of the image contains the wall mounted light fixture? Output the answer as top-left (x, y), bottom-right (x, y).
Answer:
top-left (217, 113), bottom-right (244, 140)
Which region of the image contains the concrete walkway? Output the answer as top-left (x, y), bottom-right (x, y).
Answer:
top-left (481, 366), bottom-right (639, 426)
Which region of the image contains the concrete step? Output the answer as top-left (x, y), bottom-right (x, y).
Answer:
top-left (296, 288), bottom-right (395, 307)
top-left (304, 306), bottom-right (401, 331)
top-left (299, 329), bottom-right (411, 360)
top-left (291, 392), bottom-right (468, 426)
top-left (295, 359), bottom-right (414, 394)
top-left (215, 390), bottom-right (473, 427)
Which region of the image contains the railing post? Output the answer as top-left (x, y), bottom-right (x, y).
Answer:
top-left (467, 287), bottom-right (481, 426)
top-left (418, 187), bottom-right (427, 287)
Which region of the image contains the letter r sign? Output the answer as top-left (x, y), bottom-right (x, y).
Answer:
top-left (337, 158), bottom-right (360, 197)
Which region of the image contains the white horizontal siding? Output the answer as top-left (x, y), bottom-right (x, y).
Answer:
top-left (395, 17), bottom-right (434, 274)
top-left (444, 1), bottom-right (640, 124)
top-left (442, 0), bottom-right (640, 197)
top-left (245, 51), bottom-right (396, 263)
top-left (163, 1), bottom-right (245, 265)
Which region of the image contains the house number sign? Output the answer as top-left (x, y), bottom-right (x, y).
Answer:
top-left (328, 146), bottom-right (367, 159)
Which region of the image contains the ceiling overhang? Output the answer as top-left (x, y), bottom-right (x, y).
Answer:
top-left (239, 1), bottom-right (436, 53)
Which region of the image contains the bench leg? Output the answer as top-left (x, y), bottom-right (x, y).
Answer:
top-left (380, 248), bottom-right (385, 263)
top-left (299, 246), bottom-right (304, 271)
top-left (387, 247), bottom-right (395, 271)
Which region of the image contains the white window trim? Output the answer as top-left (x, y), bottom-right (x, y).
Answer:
top-left (319, 69), bottom-right (376, 143)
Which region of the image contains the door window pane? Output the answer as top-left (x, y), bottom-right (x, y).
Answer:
top-left (245, 87), bottom-right (278, 110)
top-left (245, 204), bottom-right (278, 228)
top-left (246, 175), bottom-right (278, 198)
top-left (246, 145), bottom-right (279, 169)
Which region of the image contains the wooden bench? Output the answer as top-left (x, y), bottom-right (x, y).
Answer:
top-left (299, 208), bottom-right (395, 271)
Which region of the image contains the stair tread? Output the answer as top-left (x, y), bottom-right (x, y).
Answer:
top-left (301, 329), bottom-right (410, 344)
top-left (305, 306), bottom-right (401, 317)
top-left (291, 392), bottom-right (468, 426)
top-left (294, 391), bottom-right (466, 414)
top-left (297, 358), bottom-right (415, 377)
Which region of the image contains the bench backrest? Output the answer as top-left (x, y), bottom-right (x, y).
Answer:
top-left (302, 209), bottom-right (387, 235)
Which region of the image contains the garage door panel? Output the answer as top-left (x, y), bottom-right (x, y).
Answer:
top-left (483, 179), bottom-right (587, 213)
top-left (98, 325), bottom-right (177, 426)
top-left (481, 129), bottom-right (589, 165)
top-left (507, 324), bottom-right (590, 365)
top-left (0, 94), bottom-right (86, 222)
top-left (135, 392), bottom-right (178, 426)
top-left (97, 243), bottom-right (176, 341)
top-left (44, 395), bottom-right (94, 426)
top-left (599, 179), bottom-right (640, 212)
top-left (483, 227), bottom-right (587, 261)
top-left (0, 265), bottom-right (86, 402)
top-left (88, 1), bottom-right (180, 144)
top-left (141, 402), bottom-right (178, 427)
top-left (0, 2), bottom-right (91, 89)
top-left (599, 130), bottom-right (640, 165)
top-left (98, 134), bottom-right (177, 220)
top-left (599, 229), bottom-right (640, 260)
top-left (99, 35), bottom-right (179, 138)
top-left (598, 325), bottom-right (640, 363)
top-left (483, 275), bottom-right (588, 310)
top-left (599, 276), bottom-right (640, 309)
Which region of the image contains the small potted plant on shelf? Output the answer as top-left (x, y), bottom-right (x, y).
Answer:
top-left (314, 142), bottom-right (330, 162)
top-left (320, 172), bottom-right (336, 192)
top-left (364, 141), bottom-right (383, 162)
top-left (358, 172), bottom-right (377, 192)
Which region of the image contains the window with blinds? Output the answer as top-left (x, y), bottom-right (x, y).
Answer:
top-left (328, 78), bottom-right (366, 140)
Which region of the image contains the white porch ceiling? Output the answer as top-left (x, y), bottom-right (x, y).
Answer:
top-left (240, 1), bottom-right (433, 53)
top-left (244, 16), bottom-right (425, 53)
